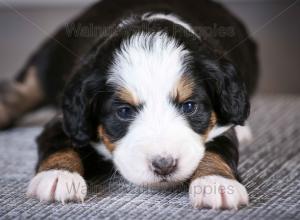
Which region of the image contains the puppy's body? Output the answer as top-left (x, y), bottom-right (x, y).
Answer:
top-left (0, 0), bottom-right (258, 209)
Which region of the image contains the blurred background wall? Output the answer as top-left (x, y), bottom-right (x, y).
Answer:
top-left (0, 0), bottom-right (299, 94)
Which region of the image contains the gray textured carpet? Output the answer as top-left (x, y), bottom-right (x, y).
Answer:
top-left (0, 95), bottom-right (299, 220)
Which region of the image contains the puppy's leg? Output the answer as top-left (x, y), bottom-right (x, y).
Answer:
top-left (0, 27), bottom-right (79, 129)
top-left (0, 66), bottom-right (44, 129)
top-left (189, 128), bottom-right (248, 209)
top-left (27, 118), bottom-right (87, 203)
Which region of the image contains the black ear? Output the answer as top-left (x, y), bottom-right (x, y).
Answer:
top-left (202, 58), bottom-right (250, 126)
top-left (62, 64), bottom-right (107, 147)
top-left (62, 73), bottom-right (92, 147)
top-left (62, 34), bottom-right (116, 147)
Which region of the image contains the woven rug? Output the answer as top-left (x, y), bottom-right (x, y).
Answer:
top-left (0, 95), bottom-right (299, 220)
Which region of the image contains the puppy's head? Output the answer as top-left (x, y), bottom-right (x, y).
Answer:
top-left (62, 22), bottom-right (249, 187)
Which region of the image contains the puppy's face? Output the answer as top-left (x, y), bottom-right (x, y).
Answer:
top-left (99, 34), bottom-right (215, 186)
top-left (63, 30), bottom-right (249, 187)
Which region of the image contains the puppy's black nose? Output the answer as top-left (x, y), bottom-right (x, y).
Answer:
top-left (151, 156), bottom-right (177, 176)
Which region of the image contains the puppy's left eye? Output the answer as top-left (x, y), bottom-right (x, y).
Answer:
top-left (181, 101), bottom-right (197, 115)
top-left (116, 105), bottom-right (136, 121)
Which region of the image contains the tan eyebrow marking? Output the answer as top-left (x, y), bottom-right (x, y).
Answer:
top-left (116, 88), bottom-right (139, 106)
top-left (173, 75), bottom-right (195, 102)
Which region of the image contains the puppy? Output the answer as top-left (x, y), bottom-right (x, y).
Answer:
top-left (0, 0), bottom-right (258, 209)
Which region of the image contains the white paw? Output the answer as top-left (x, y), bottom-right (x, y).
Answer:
top-left (27, 170), bottom-right (87, 204)
top-left (235, 124), bottom-right (253, 144)
top-left (189, 175), bottom-right (249, 210)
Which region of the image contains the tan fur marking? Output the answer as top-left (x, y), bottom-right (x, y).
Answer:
top-left (0, 66), bottom-right (44, 128)
top-left (202, 112), bottom-right (217, 141)
top-left (173, 75), bottom-right (194, 102)
top-left (192, 151), bottom-right (235, 181)
top-left (117, 88), bottom-right (139, 106)
top-left (98, 126), bottom-right (116, 152)
top-left (38, 148), bottom-right (84, 176)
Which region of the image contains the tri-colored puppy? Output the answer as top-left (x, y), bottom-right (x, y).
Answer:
top-left (0, 0), bottom-right (258, 209)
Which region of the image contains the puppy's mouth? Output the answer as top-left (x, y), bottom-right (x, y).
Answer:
top-left (156, 172), bottom-right (177, 183)
top-left (139, 172), bottom-right (185, 188)
top-left (156, 176), bottom-right (173, 184)
top-left (160, 178), bottom-right (168, 183)
top-left (141, 177), bottom-right (183, 189)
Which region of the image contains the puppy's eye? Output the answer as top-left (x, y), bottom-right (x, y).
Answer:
top-left (116, 106), bottom-right (136, 121)
top-left (181, 101), bottom-right (197, 115)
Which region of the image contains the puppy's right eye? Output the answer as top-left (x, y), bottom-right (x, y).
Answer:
top-left (116, 105), bottom-right (136, 121)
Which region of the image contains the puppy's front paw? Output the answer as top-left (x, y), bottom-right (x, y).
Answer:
top-left (189, 175), bottom-right (248, 209)
top-left (27, 170), bottom-right (87, 204)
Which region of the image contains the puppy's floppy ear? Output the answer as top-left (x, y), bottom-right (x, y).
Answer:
top-left (62, 34), bottom-right (116, 147)
top-left (62, 67), bottom-right (104, 147)
top-left (62, 72), bottom-right (92, 147)
top-left (202, 58), bottom-right (250, 126)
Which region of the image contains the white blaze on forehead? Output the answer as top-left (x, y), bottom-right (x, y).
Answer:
top-left (108, 32), bottom-right (190, 103)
